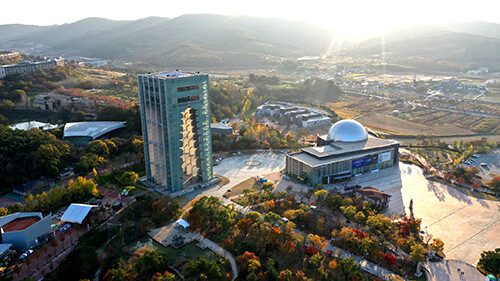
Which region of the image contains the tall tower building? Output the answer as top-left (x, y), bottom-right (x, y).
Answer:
top-left (138, 71), bottom-right (213, 192)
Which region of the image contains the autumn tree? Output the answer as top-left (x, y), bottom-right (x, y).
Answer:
top-left (430, 238), bottom-right (444, 253)
top-left (307, 234), bottom-right (328, 252)
top-left (237, 252), bottom-right (261, 273)
top-left (366, 214), bottom-right (393, 238)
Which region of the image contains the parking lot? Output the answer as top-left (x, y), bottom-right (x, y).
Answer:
top-left (472, 147), bottom-right (500, 182)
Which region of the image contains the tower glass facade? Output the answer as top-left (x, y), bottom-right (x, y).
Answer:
top-left (138, 71), bottom-right (213, 192)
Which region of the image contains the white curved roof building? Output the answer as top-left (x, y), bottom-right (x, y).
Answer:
top-left (326, 119), bottom-right (368, 142)
top-left (286, 119), bottom-right (399, 186)
top-left (63, 121), bottom-right (126, 144)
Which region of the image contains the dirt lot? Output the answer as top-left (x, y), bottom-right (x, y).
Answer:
top-left (358, 113), bottom-right (474, 136)
top-left (223, 177), bottom-right (260, 198)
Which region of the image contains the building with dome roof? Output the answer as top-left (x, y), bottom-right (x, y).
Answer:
top-left (285, 119), bottom-right (399, 186)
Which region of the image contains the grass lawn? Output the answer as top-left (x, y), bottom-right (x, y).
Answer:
top-left (223, 177), bottom-right (261, 198)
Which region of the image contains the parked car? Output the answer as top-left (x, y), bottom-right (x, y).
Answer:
top-left (19, 250), bottom-right (33, 259)
top-left (60, 223), bottom-right (71, 231)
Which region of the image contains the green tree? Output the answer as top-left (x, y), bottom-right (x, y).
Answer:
top-left (185, 258), bottom-right (222, 280)
top-left (88, 140), bottom-right (109, 156)
top-left (119, 171), bottom-right (139, 186)
top-left (338, 258), bottom-right (362, 281)
top-left (478, 248), bottom-right (500, 277)
top-left (0, 114), bottom-right (8, 125)
top-left (36, 143), bottom-right (65, 177)
top-left (264, 212), bottom-right (282, 225)
top-left (133, 250), bottom-right (169, 281)
top-left (75, 153), bottom-right (106, 173)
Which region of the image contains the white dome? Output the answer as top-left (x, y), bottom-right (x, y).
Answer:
top-left (326, 119), bottom-right (368, 142)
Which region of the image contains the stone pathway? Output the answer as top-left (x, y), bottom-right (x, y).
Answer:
top-left (325, 243), bottom-right (408, 281)
top-left (424, 260), bottom-right (485, 281)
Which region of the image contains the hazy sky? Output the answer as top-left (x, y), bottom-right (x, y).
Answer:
top-left (3, 0), bottom-right (500, 39)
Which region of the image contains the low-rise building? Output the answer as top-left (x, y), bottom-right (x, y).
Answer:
top-left (13, 178), bottom-right (56, 196)
top-left (211, 123), bottom-right (233, 136)
top-left (63, 121), bottom-right (127, 145)
top-left (286, 120), bottom-right (399, 186)
top-left (354, 187), bottom-right (391, 208)
top-left (302, 116), bottom-right (331, 128)
top-left (0, 213), bottom-right (52, 250)
top-left (9, 121), bottom-right (60, 131)
top-left (0, 57), bottom-right (64, 78)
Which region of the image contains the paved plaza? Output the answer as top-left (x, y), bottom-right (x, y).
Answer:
top-left (183, 151), bottom-right (285, 200)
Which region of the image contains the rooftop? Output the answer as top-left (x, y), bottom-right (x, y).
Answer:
top-left (63, 121), bottom-right (126, 140)
top-left (13, 178), bottom-right (55, 193)
top-left (211, 123), bottom-right (232, 130)
top-left (61, 203), bottom-right (96, 224)
top-left (326, 119), bottom-right (367, 142)
top-left (354, 187), bottom-right (391, 201)
top-left (1, 216), bottom-right (40, 232)
top-left (302, 137), bottom-right (398, 159)
top-left (10, 121), bottom-right (60, 131)
top-left (139, 70), bottom-right (206, 79)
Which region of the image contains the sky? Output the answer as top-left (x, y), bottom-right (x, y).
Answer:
top-left (3, 0), bottom-right (500, 39)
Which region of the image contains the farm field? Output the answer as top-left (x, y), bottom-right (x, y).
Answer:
top-left (358, 113), bottom-right (473, 136)
top-left (326, 95), bottom-right (397, 119)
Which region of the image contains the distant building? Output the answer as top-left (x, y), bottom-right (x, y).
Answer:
top-left (301, 116), bottom-right (331, 128)
top-left (211, 123), bottom-right (233, 136)
top-left (63, 121), bottom-right (126, 145)
top-left (286, 120), bottom-right (399, 186)
top-left (138, 71), bottom-right (213, 192)
top-left (9, 121), bottom-right (60, 131)
top-left (256, 102), bottom-right (330, 128)
top-left (13, 178), bottom-right (55, 196)
top-left (0, 51), bottom-right (20, 60)
top-left (0, 57), bottom-right (64, 78)
top-left (354, 187), bottom-right (391, 208)
top-left (0, 212), bottom-right (52, 250)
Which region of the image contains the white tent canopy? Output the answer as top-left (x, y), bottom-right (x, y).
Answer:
top-left (61, 203), bottom-right (96, 224)
top-left (176, 219), bottom-right (190, 228)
